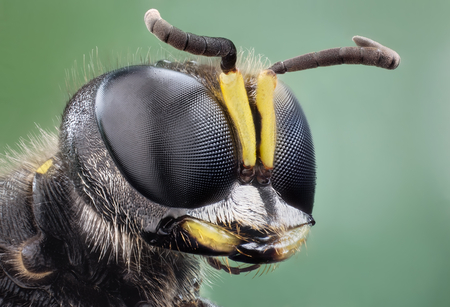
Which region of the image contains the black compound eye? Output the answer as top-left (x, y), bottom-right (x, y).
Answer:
top-left (95, 65), bottom-right (238, 209)
top-left (272, 83), bottom-right (316, 214)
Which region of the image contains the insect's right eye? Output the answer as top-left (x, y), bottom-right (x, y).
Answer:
top-left (95, 65), bottom-right (238, 209)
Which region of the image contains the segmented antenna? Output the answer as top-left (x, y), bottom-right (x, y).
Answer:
top-left (144, 9), bottom-right (237, 74)
top-left (269, 36), bottom-right (400, 74)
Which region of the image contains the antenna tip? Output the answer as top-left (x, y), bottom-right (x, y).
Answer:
top-left (144, 9), bottom-right (161, 33)
top-left (352, 35), bottom-right (401, 69)
top-left (352, 35), bottom-right (377, 47)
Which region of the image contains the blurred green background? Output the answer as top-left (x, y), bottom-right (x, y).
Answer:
top-left (1, 0), bottom-right (449, 306)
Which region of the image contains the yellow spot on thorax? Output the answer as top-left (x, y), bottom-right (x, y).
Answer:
top-left (36, 159), bottom-right (53, 175)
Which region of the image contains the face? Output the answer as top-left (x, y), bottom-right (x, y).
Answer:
top-left (62, 58), bottom-right (316, 272)
top-left (59, 9), bottom-right (399, 273)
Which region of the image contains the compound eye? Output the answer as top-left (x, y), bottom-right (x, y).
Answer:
top-left (95, 66), bottom-right (238, 209)
top-left (271, 83), bottom-right (316, 214)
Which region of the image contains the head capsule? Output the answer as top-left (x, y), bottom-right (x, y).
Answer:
top-left (58, 8), bottom-right (399, 266)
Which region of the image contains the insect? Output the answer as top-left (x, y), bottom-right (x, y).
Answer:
top-left (0, 7), bottom-right (400, 307)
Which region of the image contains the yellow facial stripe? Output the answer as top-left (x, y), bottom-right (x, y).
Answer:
top-left (36, 159), bottom-right (53, 175)
top-left (256, 70), bottom-right (277, 169)
top-left (220, 71), bottom-right (256, 168)
top-left (181, 218), bottom-right (242, 254)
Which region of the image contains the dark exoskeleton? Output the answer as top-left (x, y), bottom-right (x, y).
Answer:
top-left (0, 8), bottom-right (400, 307)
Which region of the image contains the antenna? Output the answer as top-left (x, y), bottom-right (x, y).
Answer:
top-left (144, 9), bottom-right (237, 74)
top-left (269, 36), bottom-right (400, 74)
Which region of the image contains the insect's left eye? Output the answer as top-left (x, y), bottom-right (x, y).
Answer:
top-left (271, 84), bottom-right (316, 215)
top-left (95, 65), bottom-right (238, 209)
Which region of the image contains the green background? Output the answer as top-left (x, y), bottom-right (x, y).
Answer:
top-left (1, 0), bottom-right (449, 306)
